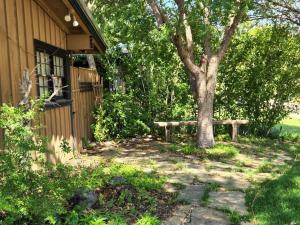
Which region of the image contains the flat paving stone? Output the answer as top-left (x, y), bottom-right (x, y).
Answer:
top-left (163, 206), bottom-right (230, 225)
top-left (167, 173), bottom-right (195, 186)
top-left (196, 172), bottom-right (251, 190)
top-left (163, 205), bottom-right (192, 225)
top-left (191, 207), bottom-right (230, 225)
top-left (177, 184), bottom-right (206, 205)
top-left (208, 191), bottom-right (248, 215)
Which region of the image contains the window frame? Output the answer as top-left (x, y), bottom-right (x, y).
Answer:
top-left (34, 39), bottom-right (71, 108)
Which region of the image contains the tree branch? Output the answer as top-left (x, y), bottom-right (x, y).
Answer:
top-left (148, 0), bottom-right (200, 75)
top-left (255, 0), bottom-right (300, 26)
top-left (218, 0), bottom-right (245, 60)
top-left (147, 0), bottom-right (168, 27)
top-left (46, 76), bottom-right (68, 102)
top-left (172, 34), bottom-right (200, 74)
top-left (269, 0), bottom-right (300, 15)
top-left (175, 0), bottom-right (194, 60)
top-left (199, 2), bottom-right (212, 57)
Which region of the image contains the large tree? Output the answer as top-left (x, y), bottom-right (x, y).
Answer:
top-left (146, 0), bottom-right (252, 147)
top-left (90, 0), bottom-right (252, 147)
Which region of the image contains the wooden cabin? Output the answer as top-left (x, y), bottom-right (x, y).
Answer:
top-left (0, 0), bottom-right (107, 162)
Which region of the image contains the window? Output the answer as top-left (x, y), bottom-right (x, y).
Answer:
top-left (53, 56), bottom-right (64, 96)
top-left (36, 51), bottom-right (50, 96)
top-left (34, 40), bottom-right (70, 104)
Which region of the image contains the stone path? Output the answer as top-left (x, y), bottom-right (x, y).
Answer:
top-left (208, 191), bottom-right (248, 215)
top-left (163, 184), bottom-right (247, 225)
top-left (73, 138), bottom-right (293, 225)
top-left (165, 184), bottom-right (232, 225)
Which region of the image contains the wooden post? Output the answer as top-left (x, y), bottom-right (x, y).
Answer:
top-left (165, 125), bottom-right (171, 142)
top-left (232, 122), bottom-right (238, 142)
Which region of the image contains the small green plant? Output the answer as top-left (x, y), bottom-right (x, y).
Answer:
top-left (117, 189), bottom-right (132, 206)
top-left (92, 106), bottom-right (108, 142)
top-left (181, 144), bottom-right (198, 155)
top-left (218, 208), bottom-right (244, 225)
top-left (257, 161), bottom-right (273, 173)
top-left (136, 213), bottom-right (161, 225)
top-left (205, 144), bottom-right (239, 159)
top-left (60, 138), bottom-right (73, 154)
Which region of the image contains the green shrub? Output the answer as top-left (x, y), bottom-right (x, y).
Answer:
top-left (0, 101), bottom-right (81, 224)
top-left (216, 27), bottom-right (300, 136)
top-left (93, 93), bottom-right (151, 140)
top-left (92, 106), bottom-right (108, 142)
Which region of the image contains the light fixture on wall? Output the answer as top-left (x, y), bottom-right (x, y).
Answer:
top-left (73, 15), bottom-right (79, 27)
top-left (64, 12), bottom-right (71, 22)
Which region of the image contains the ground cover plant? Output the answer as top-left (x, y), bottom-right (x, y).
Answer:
top-left (244, 120), bottom-right (300, 225)
top-left (0, 102), bottom-right (176, 225)
top-left (246, 160), bottom-right (300, 225)
top-left (158, 141), bottom-right (240, 160)
top-left (0, 160), bottom-right (175, 225)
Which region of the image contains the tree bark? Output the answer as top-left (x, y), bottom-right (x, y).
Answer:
top-left (195, 56), bottom-right (219, 148)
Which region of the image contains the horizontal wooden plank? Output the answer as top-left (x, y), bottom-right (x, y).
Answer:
top-left (214, 120), bottom-right (249, 125)
top-left (154, 120), bottom-right (249, 127)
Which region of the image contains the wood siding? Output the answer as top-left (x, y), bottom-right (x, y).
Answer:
top-left (0, 0), bottom-right (102, 162)
top-left (0, 0), bottom-right (67, 105)
top-left (71, 67), bottom-right (101, 148)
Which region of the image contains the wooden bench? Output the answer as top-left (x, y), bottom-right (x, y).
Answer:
top-left (154, 120), bottom-right (249, 142)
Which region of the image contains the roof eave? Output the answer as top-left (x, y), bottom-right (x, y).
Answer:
top-left (68, 0), bottom-right (108, 53)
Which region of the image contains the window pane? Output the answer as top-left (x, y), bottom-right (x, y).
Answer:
top-left (36, 52), bottom-right (40, 63)
top-left (39, 76), bottom-right (44, 86)
top-left (45, 53), bottom-right (49, 64)
top-left (46, 64), bottom-right (50, 75)
top-left (45, 53), bottom-right (50, 75)
top-left (38, 77), bottom-right (49, 96)
top-left (36, 64), bottom-right (41, 75)
top-left (40, 52), bottom-right (44, 64)
top-left (39, 87), bottom-right (44, 96)
top-left (60, 67), bottom-right (64, 77)
top-left (58, 78), bottom-right (63, 96)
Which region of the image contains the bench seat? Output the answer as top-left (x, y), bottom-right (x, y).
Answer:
top-left (154, 120), bottom-right (249, 142)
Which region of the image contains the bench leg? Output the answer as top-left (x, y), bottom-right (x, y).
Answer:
top-left (232, 123), bottom-right (239, 142)
top-left (165, 126), bottom-right (171, 142)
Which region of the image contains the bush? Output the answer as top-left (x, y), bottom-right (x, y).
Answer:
top-left (0, 101), bottom-right (80, 224)
top-left (93, 92), bottom-right (151, 140)
top-left (0, 100), bottom-right (174, 224)
top-left (216, 26), bottom-right (300, 136)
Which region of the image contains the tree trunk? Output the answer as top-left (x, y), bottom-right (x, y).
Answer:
top-left (195, 57), bottom-right (219, 148)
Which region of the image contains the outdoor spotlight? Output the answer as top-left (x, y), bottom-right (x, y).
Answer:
top-left (64, 13), bottom-right (71, 22)
top-left (73, 15), bottom-right (79, 27)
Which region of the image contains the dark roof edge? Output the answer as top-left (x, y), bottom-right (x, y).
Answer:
top-left (69, 0), bottom-right (108, 52)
